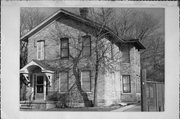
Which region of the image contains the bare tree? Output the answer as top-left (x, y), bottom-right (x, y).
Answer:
top-left (45, 11), bottom-right (122, 106)
top-left (109, 9), bottom-right (164, 82)
top-left (89, 8), bottom-right (164, 105)
top-left (89, 8), bottom-right (120, 106)
top-left (20, 8), bottom-right (45, 100)
top-left (19, 7), bottom-right (164, 105)
top-left (20, 8), bottom-right (45, 68)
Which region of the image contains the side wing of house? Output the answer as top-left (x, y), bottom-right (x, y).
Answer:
top-left (102, 42), bottom-right (141, 105)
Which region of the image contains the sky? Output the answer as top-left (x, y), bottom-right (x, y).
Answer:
top-left (38, 7), bottom-right (164, 29)
top-left (21, 7), bottom-right (164, 35)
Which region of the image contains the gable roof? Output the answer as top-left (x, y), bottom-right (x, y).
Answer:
top-left (20, 8), bottom-right (145, 49)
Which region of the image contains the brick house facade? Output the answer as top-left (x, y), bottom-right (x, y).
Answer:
top-left (20, 9), bottom-right (145, 107)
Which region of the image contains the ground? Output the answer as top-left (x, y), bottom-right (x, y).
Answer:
top-left (20, 103), bottom-right (141, 112)
top-left (47, 106), bottom-right (121, 111)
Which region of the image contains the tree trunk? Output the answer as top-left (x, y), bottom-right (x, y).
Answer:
top-left (93, 39), bottom-right (99, 106)
top-left (72, 60), bottom-right (92, 107)
top-left (93, 60), bottom-right (99, 106)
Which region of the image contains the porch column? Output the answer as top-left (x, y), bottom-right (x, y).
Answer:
top-left (31, 73), bottom-right (34, 100)
top-left (44, 76), bottom-right (46, 101)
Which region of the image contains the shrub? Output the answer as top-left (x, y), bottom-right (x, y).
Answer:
top-left (47, 92), bottom-right (68, 108)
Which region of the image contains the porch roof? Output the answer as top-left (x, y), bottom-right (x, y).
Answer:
top-left (20, 59), bottom-right (55, 74)
top-left (121, 39), bottom-right (146, 49)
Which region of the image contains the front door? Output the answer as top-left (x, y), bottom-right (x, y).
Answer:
top-left (35, 74), bottom-right (45, 101)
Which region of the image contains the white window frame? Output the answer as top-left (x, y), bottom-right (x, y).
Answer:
top-left (122, 75), bottom-right (131, 94)
top-left (81, 70), bottom-right (91, 93)
top-left (37, 40), bottom-right (45, 60)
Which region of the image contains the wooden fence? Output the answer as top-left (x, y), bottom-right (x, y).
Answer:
top-left (141, 69), bottom-right (164, 111)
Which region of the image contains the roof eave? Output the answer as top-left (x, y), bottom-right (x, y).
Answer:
top-left (20, 9), bottom-right (63, 42)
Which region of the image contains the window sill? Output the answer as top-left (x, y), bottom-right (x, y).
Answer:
top-left (121, 92), bottom-right (132, 94)
top-left (59, 92), bottom-right (68, 94)
top-left (81, 91), bottom-right (92, 94)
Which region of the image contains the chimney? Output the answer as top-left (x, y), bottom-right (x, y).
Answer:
top-left (79, 8), bottom-right (88, 18)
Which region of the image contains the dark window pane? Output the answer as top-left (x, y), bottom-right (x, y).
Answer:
top-left (37, 85), bottom-right (43, 93)
top-left (37, 76), bottom-right (43, 84)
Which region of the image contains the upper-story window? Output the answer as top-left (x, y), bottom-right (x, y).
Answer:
top-left (82, 35), bottom-right (91, 56)
top-left (37, 40), bottom-right (45, 60)
top-left (60, 38), bottom-right (69, 58)
top-left (122, 46), bottom-right (130, 63)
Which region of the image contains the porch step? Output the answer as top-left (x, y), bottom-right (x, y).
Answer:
top-left (20, 103), bottom-right (34, 109)
top-left (20, 101), bottom-right (47, 110)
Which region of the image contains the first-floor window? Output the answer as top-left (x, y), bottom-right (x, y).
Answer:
top-left (81, 71), bottom-right (91, 92)
top-left (36, 75), bottom-right (44, 93)
top-left (122, 75), bottom-right (131, 93)
top-left (59, 72), bottom-right (68, 92)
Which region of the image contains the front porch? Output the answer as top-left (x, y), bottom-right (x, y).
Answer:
top-left (20, 60), bottom-right (54, 103)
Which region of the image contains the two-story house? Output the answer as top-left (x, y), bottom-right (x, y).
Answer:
top-left (20, 8), bottom-right (145, 109)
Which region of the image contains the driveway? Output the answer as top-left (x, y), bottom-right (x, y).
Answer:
top-left (111, 104), bottom-right (141, 112)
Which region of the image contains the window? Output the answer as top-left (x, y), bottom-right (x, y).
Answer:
top-left (122, 75), bottom-right (131, 93)
top-left (122, 46), bottom-right (130, 63)
top-left (60, 38), bottom-right (69, 58)
top-left (37, 40), bottom-right (45, 60)
top-left (82, 35), bottom-right (91, 56)
top-left (36, 76), bottom-right (44, 93)
top-left (59, 72), bottom-right (68, 92)
top-left (81, 71), bottom-right (91, 92)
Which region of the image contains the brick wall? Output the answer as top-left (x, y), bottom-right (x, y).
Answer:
top-left (103, 44), bottom-right (141, 105)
